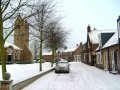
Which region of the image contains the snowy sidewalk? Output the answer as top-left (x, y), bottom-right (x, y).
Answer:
top-left (23, 62), bottom-right (120, 90)
top-left (0, 62), bottom-right (53, 84)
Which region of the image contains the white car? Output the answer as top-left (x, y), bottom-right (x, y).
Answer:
top-left (55, 60), bottom-right (70, 73)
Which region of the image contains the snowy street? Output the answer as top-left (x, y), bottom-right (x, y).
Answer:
top-left (22, 62), bottom-right (120, 90)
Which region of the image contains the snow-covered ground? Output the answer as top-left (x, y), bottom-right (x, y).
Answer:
top-left (0, 62), bottom-right (53, 84)
top-left (23, 62), bottom-right (120, 90)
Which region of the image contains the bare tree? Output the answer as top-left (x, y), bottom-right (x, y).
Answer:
top-left (30, 38), bottom-right (40, 61)
top-left (44, 19), bottom-right (67, 67)
top-left (0, 0), bottom-right (38, 80)
top-left (29, 0), bottom-right (57, 71)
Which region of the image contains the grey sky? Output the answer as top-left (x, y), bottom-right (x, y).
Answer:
top-left (7, 0), bottom-right (120, 49)
top-left (57, 0), bottom-right (120, 48)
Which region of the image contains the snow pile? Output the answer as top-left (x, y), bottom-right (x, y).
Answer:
top-left (0, 62), bottom-right (53, 84)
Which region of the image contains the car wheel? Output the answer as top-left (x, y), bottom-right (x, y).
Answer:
top-left (67, 71), bottom-right (69, 73)
top-left (55, 70), bottom-right (58, 73)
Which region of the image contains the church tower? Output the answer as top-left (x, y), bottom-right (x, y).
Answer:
top-left (14, 15), bottom-right (33, 63)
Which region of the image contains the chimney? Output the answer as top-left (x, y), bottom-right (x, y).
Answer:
top-left (117, 16), bottom-right (120, 43)
top-left (76, 44), bottom-right (79, 47)
top-left (87, 25), bottom-right (91, 33)
top-left (80, 42), bottom-right (82, 46)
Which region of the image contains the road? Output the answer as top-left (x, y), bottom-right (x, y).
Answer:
top-left (22, 62), bottom-right (120, 90)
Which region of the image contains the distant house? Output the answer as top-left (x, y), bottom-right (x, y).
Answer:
top-left (73, 42), bottom-right (83, 62)
top-left (60, 48), bottom-right (75, 62)
top-left (43, 43), bottom-right (82, 62)
top-left (43, 52), bottom-right (52, 62)
top-left (82, 43), bottom-right (87, 64)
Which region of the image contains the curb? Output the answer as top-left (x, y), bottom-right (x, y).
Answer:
top-left (12, 68), bottom-right (54, 90)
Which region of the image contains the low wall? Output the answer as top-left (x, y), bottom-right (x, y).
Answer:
top-left (12, 68), bottom-right (54, 90)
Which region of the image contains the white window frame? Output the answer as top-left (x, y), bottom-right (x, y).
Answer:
top-left (97, 52), bottom-right (102, 64)
top-left (111, 51), bottom-right (115, 72)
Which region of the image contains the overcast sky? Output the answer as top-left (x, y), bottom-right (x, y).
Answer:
top-left (7, 0), bottom-right (120, 49)
top-left (57, 0), bottom-right (120, 48)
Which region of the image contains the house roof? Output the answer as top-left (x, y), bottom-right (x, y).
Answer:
top-left (102, 32), bottom-right (118, 49)
top-left (63, 47), bottom-right (77, 52)
top-left (43, 45), bottom-right (79, 55)
top-left (43, 52), bottom-right (52, 55)
top-left (89, 29), bottom-right (115, 44)
top-left (101, 33), bottom-right (114, 47)
top-left (4, 42), bottom-right (22, 50)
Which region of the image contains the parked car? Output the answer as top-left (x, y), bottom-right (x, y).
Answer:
top-left (55, 60), bottom-right (70, 73)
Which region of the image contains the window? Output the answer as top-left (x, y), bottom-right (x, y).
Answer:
top-left (97, 52), bottom-right (102, 64)
top-left (84, 53), bottom-right (87, 62)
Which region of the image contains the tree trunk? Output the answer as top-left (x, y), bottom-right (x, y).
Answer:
top-left (39, 40), bottom-right (42, 71)
top-left (39, 26), bottom-right (43, 71)
top-left (51, 45), bottom-right (55, 67)
top-left (0, 3), bottom-right (7, 79)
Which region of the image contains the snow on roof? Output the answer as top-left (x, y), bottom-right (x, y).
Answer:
top-left (43, 52), bottom-right (52, 55)
top-left (4, 42), bottom-right (22, 50)
top-left (64, 47), bottom-right (77, 52)
top-left (43, 45), bottom-right (79, 55)
top-left (89, 29), bottom-right (115, 44)
top-left (102, 32), bottom-right (118, 49)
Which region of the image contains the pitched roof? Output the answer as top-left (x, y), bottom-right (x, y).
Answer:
top-left (4, 42), bottom-right (22, 50)
top-left (102, 32), bottom-right (118, 49)
top-left (100, 33), bottom-right (114, 46)
top-left (63, 47), bottom-right (77, 52)
top-left (43, 52), bottom-right (52, 55)
top-left (43, 45), bottom-right (79, 55)
top-left (89, 29), bottom-right (115, 44)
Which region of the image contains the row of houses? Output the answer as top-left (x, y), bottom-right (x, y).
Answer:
top-left (81, 16), bottom-right (120, 74)
top-left (43, 16), bottom-right (120, 74)
top-left (43, 43), bottom-right (83, 62)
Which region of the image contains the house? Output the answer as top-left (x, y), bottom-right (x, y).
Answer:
top-left (83, 25), bottom-right (115, 66)
top-left (95, 16), bottom-right (120, 73)
top-left (43, 52), bottom-right (52, 62)
top-left (95, 31), bottom-right (115, 69)
top-left (3, 42), bottom-right (22, 64)
top-left (73, 42), bottom-right (83, 62)
top-left (43, 43), bottom-right (83, 62)
top-left (102, 32), bottom-right (119, 73)
top-left (60, 43), bottom-right (82, 62)
top-left (82, 43), bottom-right (87, 64)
